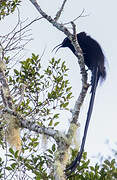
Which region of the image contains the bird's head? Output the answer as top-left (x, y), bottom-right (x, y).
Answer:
top-left (52, 37), bottom-right (71, 53)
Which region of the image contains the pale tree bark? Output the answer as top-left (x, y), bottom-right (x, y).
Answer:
top-left (0, 48), bottom-right (21, 151)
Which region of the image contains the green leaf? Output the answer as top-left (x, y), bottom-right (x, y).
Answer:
top-left (14, 150), bottom-right (19, 158)
top-left (48, 119), bottom-right (53, 126)
top-left (62, 102), bottom-right (69, 108)
top-left (90, 166), bottom-right (95, 171)
top-left (67, 92), bottom-right (72, 99)
top-left (52, 144), bottom-right (56, 152)
top-left (48, 149), bottom-right (53, 154)
top-left (36, 176), bottom-right (41, 180)
top-left (66, 87), bottom-right (72, 92)
top-left (54, 122), bottom-right (59, 127)
top-left (14, 69), bottom-right (19, 75)
top-left (53, 113), bottom-right (59, 119)
top-left (11, 163), bottom-right (17, 169)
top-left (5, 166), bottom-right (12, 171)
top-left (9, 148), bottom-right (14, 155)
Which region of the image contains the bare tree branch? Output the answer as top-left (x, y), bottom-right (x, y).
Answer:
top-left (63, 9), bottom-right (88, 25)
top-left (54, 0), bottom-right (68, 21)
top-left (29, 0), bottom-right (71, 37)
top-left (2, 107), bottom-right (69, 150)
top-left (0, 8), bottom-right (43, 64)
top-left (0, 51), bottom-right (12, 110)
top-left (0, 48), bottom-right (21, 151)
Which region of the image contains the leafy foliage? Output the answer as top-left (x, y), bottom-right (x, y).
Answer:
top-left (0, 54), bottom-right (73, 179)
top-left (0, 0), bottom-right (21, 20)
top-left (0, 147), bottom-right (117, 179)
top-left (8, 54), bottom-right (72, 127)
top-left (66, 150), bottom-right (117, 180)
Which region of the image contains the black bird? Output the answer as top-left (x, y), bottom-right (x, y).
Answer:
top-left (53, 32), bottom-right (106, 174)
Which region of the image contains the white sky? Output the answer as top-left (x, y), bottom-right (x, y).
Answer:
top-left (1, 0), bottom-right (117, 163)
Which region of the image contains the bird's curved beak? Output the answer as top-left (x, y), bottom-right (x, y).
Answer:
top-left (52, 43), bottom-right (62, 53)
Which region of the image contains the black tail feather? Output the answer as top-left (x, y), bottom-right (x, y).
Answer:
top-left (65, 67), bottom-right (98, 176)
top-left (91, 67), bottom-right (99, 92)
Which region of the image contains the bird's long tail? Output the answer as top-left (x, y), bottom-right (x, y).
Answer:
top-left (65, 67), bottom-right (99, 175)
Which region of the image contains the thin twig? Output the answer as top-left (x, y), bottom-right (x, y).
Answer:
top-left (63, 9), bottom-right (88, 25)
top-left (29, 0), bottom-right (71, 37)
top-left (4, 17), bottom-right (43, 52)
top-left (54, 0), bottom-right (68, 21)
